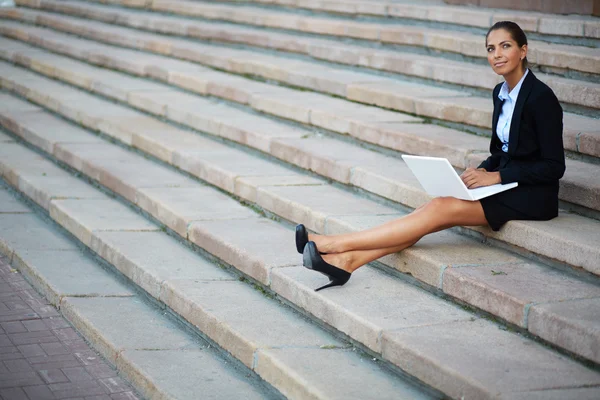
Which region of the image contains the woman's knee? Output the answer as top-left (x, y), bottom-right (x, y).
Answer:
top-left (424, 197), bottom-right (458, 214)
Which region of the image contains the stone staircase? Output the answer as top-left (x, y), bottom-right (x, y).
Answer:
top-left (0, 0), bottom-right (599, 398)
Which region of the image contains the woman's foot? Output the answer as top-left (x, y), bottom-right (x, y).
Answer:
top-left (302, 241), bottom-right (352, 291)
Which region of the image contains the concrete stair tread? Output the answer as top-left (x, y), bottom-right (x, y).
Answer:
top-left (2, 60), bottom-right (600, 273)
top-left (0, 35), bottom-right (599, 213)
top-left (2, 94), bottom-right (600, 369)
top-left (201, 0), bottom-right (600, 39)
top-left (382, 319), bottom-right (600, 399)
top-left (24, 0), bottom-right (600, 76)
top-left (0, 191), bottom-right (282, 400)
top-left (2, 16), bottom-right (598, 163)
top-left (0, 169), bottom-right (430, 400)
top-left (1, 133), bottom-right (599, 398)
top-left (4, 4), bottom-right (599, 111)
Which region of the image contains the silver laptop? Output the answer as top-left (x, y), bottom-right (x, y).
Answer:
top-left (402, 155), bottom-right (518, 201)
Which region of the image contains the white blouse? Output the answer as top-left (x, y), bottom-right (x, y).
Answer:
top-left (497, 69), bottom-right (529, 152)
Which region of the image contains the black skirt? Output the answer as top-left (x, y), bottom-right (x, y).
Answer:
top-left (479, 188), bottom-right (557, 231)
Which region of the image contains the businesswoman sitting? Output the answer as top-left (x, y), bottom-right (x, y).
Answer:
top-left (296, 21), bottom-right (566, 291)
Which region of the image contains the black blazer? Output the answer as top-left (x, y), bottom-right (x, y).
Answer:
top-left (478, 71), bottom-right (566, 219)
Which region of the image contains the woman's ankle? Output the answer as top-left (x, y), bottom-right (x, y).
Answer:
top-left (322, 253), bottom-right (353, 273)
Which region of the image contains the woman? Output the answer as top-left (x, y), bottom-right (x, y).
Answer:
top-left (296, 21), bottom-right (566, 292)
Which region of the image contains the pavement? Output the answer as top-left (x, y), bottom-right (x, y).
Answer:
top-left (0, 255), bottom-right (141, 400)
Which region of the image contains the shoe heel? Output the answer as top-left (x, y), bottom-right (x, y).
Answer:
top-left (315, 280), bottom-right (344, 292)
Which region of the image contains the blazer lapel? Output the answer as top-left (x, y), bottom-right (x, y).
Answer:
top-left (507, 71), bottom-right (535, 154)
top-left (492, 93), bottom-right (503, 136)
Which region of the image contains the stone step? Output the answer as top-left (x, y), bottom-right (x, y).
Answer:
top-left (0, 188), bottom-right (283, 399)
top-left (1, 12), bottom-right (598, 161)
top-left (169, 0), bottom-right (600, 40)
top-left (6, 2), bottom-right (600, 112)
top-left (0, 33), bottom-right (599, 220)
top-left (2, 40), bottom-right (600, 271)
top-left (0, 145), bottom-right (430, 400)
top-left (1, 100), bottom-right (599, 399)
top-left (19, 0), bottom-right (600, 78)
top-left (1, 84), bottom-right (600, 369)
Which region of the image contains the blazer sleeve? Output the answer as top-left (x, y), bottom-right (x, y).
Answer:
top-left (478, 153), bottom-right (501, 172)
top-left (498, 90), bottom-right (566, 185)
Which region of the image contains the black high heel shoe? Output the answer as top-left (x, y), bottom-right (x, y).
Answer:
top-left (295, 224), bottom-right (309, 254)
top-left (302, 241), bottom-right (351, 291)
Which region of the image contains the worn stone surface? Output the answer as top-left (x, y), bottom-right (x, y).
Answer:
top-left (90, 230), bottom-right (234, 299)
top-left (234, 175), bottom-right (325, 203)
top-left (0, 214), bottom-right (77, 256)
top-left (118, 350), bottom-right (272, 400)
top-left (161, 279), bottom-right (341, 368)
top-left (0, 187), bottom-right (31, 213)
top-left (135, 186), bottom-right (257, 237)
top-left (443, 263), bottom-right (600, 327)
top-left (502, 387), bottom-right (600, 400)
top-left (0, 143), bottom-right (105, 210)
top-left (49, 198), bottom-right (159, 246)
top-left (12, 249), bottom-right (133, 306)
top-left (529, 298), bottom-right (600, 364)
top-left (475, 213), bottom-right (600, 276)
top-left (271, 265), bottom-right (473, 352)
top-left (3, 109), bottom-right (103, 155)
top-left (255, 347), bottom-right (431, 400)
top-left (382, 319), bottom-right (600, 399)
top-left (60, 297), bottom-right (200, 364)
top-left (255, 184), bottom-right (398, 233)
top-left (188, 218), bottom-right (298, 284)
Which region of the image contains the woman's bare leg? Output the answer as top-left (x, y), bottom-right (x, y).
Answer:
top-left (309, 197), bottom-right (488, 254)
top-left (321, 240), bottom-right (419, 273)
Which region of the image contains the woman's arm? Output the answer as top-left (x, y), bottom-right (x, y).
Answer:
top-left (498, 90), bottom-right (566, 185)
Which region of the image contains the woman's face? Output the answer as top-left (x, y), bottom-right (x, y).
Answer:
top-left (486, 28), bottom-right (527, 76)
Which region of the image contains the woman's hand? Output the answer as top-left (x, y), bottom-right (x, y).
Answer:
top-left (460, 168), bottom-right (501, 189)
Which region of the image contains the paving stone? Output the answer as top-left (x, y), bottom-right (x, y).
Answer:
top-left (11, 250), bottom-right (133, 306)
top-left (188, 218), bottom-right (298, 285)
top-left (117, 350), bottom-right (270, 400)
top-left (59, 297), bottom-right (199, 364)
top-left (89, 231), bottom-right (234, 300)
top-left (161, 279), bottom-right (340, 368)
top-left (443, 263), bottom-right (600, 327)
top-left (48, 199), bottom-right (159, 247)
top-left (528, 298), bottom-right (600, 364)
top-left (271, 265), bottom-right (473, 352)
top-left (382, 319), bottom-right (600, 399)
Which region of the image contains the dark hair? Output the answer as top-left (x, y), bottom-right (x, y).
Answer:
top-left (486, 21), bottom-right (529, 69)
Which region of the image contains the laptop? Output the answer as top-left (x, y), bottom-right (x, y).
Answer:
top-left (402, 155), bottom-right (518, 201)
